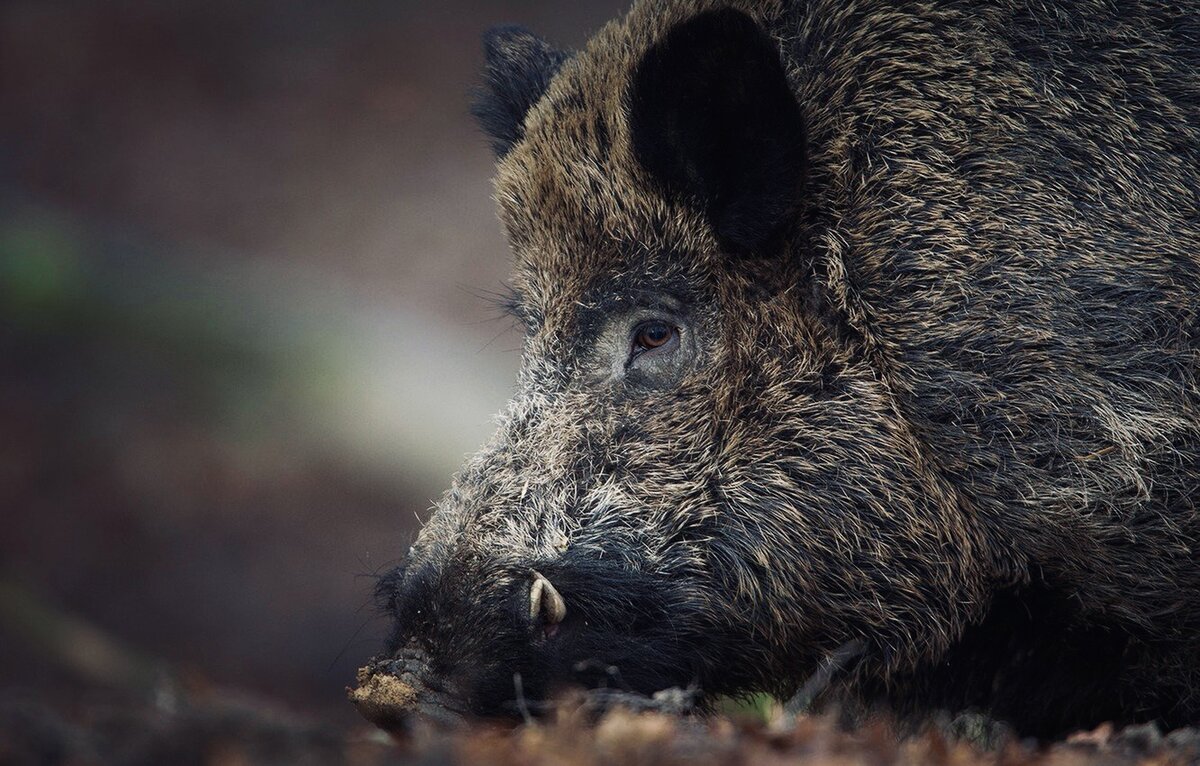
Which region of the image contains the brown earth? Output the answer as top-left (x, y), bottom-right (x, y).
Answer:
top-left (4, 686), bottom-right (1200, 766)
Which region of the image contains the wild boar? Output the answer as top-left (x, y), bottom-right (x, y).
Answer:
top-left (356, 0), bottom-right (1200, 737)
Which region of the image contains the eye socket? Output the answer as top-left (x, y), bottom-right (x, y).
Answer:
top-left (632, 320), bottom-right (677, 353)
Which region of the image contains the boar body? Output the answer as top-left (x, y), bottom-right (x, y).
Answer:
top-left (368, 0), bottom-right (1200, 737)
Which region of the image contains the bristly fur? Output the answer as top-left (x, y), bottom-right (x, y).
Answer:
top-left (376, 0), bottom-right (1200, 738)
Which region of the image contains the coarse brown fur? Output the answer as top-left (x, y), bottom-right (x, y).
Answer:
top-left (369, 0), bottom-right (1200, 737)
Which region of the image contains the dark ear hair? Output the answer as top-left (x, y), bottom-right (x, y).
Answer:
top-left (629, 8), bottom-right (805, 253)
top-left (472, 25), bottom-right (571, 157)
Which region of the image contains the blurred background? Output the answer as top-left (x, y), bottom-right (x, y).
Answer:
top-left (0, 0), bottom-right (626, 735)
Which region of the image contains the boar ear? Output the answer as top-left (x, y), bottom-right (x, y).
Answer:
top-left (629, 8), bottom-right (805, 253)
top-left (472, 25), bottom-right (571, 158)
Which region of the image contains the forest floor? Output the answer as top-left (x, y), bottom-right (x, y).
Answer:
top-left (4, 684), bottom-right (1200, 766)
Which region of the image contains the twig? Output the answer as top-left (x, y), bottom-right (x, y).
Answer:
top-left (513, 673), bottom-right (534, 725)
top-left (784, 639), bottom-right (867, 715)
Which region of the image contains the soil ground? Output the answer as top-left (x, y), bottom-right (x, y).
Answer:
top-left (5, 686), bottom-right (1200, 766)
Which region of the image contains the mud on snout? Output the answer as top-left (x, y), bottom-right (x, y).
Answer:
top-left (350, 553), bottom-right (721, 731)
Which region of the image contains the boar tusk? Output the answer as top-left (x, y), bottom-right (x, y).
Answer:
top-left (529, 570), bottom-right (566, 624)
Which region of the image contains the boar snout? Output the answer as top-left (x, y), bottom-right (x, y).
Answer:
top-left (364, 553), bottom-right (709, 722)
top-left (363, 562), bottom-right (575, 723)
top-left (349, 649), bottom-right (468, 733)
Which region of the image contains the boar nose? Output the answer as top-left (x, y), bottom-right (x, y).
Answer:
top-left (529, 570), bottom-right (567, 624)
top-left (349, 654), bottom-right (468, 733)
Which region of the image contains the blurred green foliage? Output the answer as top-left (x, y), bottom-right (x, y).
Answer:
top-left (713, 692), bottom-right (781, 724)
top-left (0, 216), bottom-right (84, 324)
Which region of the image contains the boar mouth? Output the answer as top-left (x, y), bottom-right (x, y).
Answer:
top-left (358, 555), bottom-right (723, 728)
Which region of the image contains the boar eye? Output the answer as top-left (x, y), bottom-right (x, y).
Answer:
top-left (631, 320), bottom-right (678, 356)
